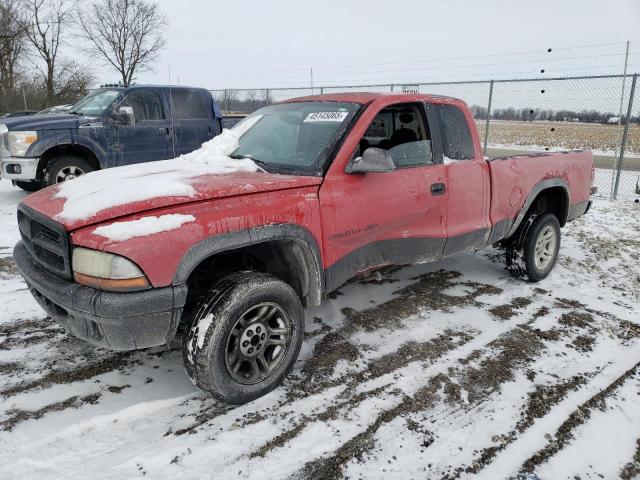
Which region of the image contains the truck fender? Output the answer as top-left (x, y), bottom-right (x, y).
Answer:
top-left (173, 224), bottom-right (324, 307)
top-left (505, 178), bottom-right (570, 239)
top-left (28, 131), bottom-right (108, 170)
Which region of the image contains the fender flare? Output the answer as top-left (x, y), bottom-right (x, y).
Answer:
top-left (505, 178), bottom-right (570, 239)
top-left (172, 224), bottom-right (324, 307)
top-left (27, 132), bottom-right (108, 169)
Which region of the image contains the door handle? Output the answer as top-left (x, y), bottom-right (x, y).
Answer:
top-left (431, 182), bottom-right (446, 196)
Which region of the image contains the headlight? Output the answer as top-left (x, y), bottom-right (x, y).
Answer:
top-left (8, 131), bottom-right (38, 157)
top-left (72, 247), bottom-right (150, 291)
top-left (0, 124), bottom-right (8, 157)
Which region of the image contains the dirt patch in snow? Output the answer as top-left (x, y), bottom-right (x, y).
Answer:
top-left (459, 326), bottom-right (544, 404)
top-left (558, 310), bottom-right (594, 329)
top-left (0, 257), bottom-right (17, 275)
top-left (520, 362), bottom-right (640, 474)
top-left (620, 438), bottom-right (640, 480)
top-left (0, 352), bottom-right (135, 397)
top-left (1, 393), bottom-right (101, 432)
top-left (488, 296), bottom-right (533, 320)
top-left (342, 270), bottom-right (502, 332)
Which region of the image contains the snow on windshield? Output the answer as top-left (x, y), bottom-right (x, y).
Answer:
top-left (54, 116), bottom-right (263, 221)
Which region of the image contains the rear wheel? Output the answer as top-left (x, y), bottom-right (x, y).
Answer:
top-left (506, 212), bottom-right (561, 282)
top-left (182, 272), bottom-right (304, 404)
top-left (43, 154), bottom-right (94, 186)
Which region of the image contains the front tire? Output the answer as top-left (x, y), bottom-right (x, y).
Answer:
top-left (182, 272), bottom-right (304, 404)
top-left (43, 154), bottom-right (94, 186)
top-left (506, 212), bottom-right (561, 282)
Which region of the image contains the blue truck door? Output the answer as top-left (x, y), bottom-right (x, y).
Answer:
top-left (111, 90), bottom-right (173, 166)
top-left (169, 90), bottom-right (216, 156)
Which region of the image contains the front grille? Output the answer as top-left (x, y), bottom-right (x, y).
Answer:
top-left (17, 204), bottom-right (72, 279)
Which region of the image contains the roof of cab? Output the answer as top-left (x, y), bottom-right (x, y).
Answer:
top-left (99, 84), bottom-right (210, 92)
top-left (283, 92), bottom-right (456, 105)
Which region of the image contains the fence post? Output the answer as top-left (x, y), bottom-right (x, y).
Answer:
top-left (320, 87), bottom-right (324, 95)
top-left (483, 80), bottom-right (494, 156)
top-left (613, 73), bottom-right (637, 200)
top-left (390, 84), bottom-right (394, 92)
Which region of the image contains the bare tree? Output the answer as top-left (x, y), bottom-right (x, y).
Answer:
top-left (77, 0), bottom-right (167, 85)
top-left (0, 0), bottom-right (26, 93)
top-left (22, 0), bottom-right (72, 102)
top-left (219, 89), bottom-right (238, 114)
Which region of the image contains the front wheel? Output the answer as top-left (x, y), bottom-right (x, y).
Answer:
top-left (506, 212), bottom-right (561, 282)
top-left (43, 154), bottom-right (94, 186)
top-left (182, 272), bottom-right (304, 404)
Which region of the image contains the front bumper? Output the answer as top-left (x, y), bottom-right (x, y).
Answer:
top-left (13, 240), bottom-right (188, 351)
top-left (0, 157), bottom-right (38, 180)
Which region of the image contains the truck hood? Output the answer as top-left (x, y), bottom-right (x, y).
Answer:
top-left (0, 113), bottom-right (93, 131)
top-left (21, 170), bottom-right (323, 231)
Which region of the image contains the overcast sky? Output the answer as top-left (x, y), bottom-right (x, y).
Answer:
top-left (90, 0), bottom-right (640, 90)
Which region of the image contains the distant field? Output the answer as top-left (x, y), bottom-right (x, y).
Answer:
top-left (478, 120), bottom-right (640, 155)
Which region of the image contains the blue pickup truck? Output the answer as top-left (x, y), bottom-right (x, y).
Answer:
top-left (0, 85), bottom-right (223, 191)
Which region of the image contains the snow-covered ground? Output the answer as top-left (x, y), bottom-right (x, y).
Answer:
top-left (0, 179), bottom-right (639, 480)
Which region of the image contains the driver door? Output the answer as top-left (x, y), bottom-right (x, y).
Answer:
top-left (319, 102), bottom-right (448, 291)
top-left (111, 90), bottom-right (173, 166)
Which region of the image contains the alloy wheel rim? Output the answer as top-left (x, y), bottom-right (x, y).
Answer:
top-left (56, 165), bottom-right (85, 183)
top-left (225, 302), bottom-right (291, 385)
top-left (534, 225), bottom-right (557, 270)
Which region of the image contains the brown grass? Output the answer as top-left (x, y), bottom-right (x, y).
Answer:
top-left (478, 120), bottom-right (640, 154)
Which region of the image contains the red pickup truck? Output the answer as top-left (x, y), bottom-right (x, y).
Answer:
top-left (13, 93), bottom-right (595, 404)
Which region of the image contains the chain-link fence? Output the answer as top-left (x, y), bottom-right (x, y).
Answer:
top-left (212, 73), bottom-right (640, 200)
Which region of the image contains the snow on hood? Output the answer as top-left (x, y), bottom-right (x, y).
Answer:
top-left (53, 116), bottom-right (263, 222)
top-left (92, 214), bottom-right (196, 242)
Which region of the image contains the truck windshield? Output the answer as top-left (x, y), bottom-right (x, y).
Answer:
top-left (231, 101), bottom-right (360, 175)
top-left (69, 89), bottom-right (122, 117)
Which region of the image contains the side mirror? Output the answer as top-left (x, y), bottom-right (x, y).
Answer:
top-left (345, 147), bottom-right (396, 174)
top-left (114, 106), bottom-right (135, 126)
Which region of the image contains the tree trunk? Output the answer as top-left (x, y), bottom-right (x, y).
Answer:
top-left (47, 62), bottom-right (55, 103)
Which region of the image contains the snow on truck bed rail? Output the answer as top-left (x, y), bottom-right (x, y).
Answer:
top-left (53, 116), bottom-right (262, 221)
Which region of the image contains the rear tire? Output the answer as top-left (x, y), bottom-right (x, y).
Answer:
top-left (43, 154), bottom-right (94, 186)
top-left (14, 180), bottom-right (41, 192)
top-left (506, 212), bottom-right (561, 282)
top-left (182, 272), bottom-right (304, 404)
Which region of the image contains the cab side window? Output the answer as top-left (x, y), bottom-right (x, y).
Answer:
top-left (436, 104), bottom-right (474, 160)
top-left (120, 91), bottom-right (165, 121)
top-left (172, 91), bottom-right (208, 119)
top-left (360, 103), bottom-right (433, 168)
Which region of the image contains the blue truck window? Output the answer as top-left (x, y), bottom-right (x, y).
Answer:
top-left (121, 91), bottom-right (165, 121)
top-left (172, 91), bottom-right (207, 119)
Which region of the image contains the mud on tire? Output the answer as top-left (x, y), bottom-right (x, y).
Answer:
top-left (506, 212), bottom-right (561, 282)
top-left (182, 272), bottom-right (304, 404)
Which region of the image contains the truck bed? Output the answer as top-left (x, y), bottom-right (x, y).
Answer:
top-left (487, 150), bottom-right (594, 242)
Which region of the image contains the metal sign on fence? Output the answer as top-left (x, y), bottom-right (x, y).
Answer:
top-left (400, 85), bottom-right (419, 93)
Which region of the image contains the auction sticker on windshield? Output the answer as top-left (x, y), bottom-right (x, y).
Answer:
top-left (304, 111), bottom-right (349, 122)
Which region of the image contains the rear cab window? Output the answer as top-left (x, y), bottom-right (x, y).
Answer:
top-left (172, 91), bottom-right (208, 119)
top-left (359, 103), bottom-right (433, 168)
top-left (435, 104), bottom-right (475, 161)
